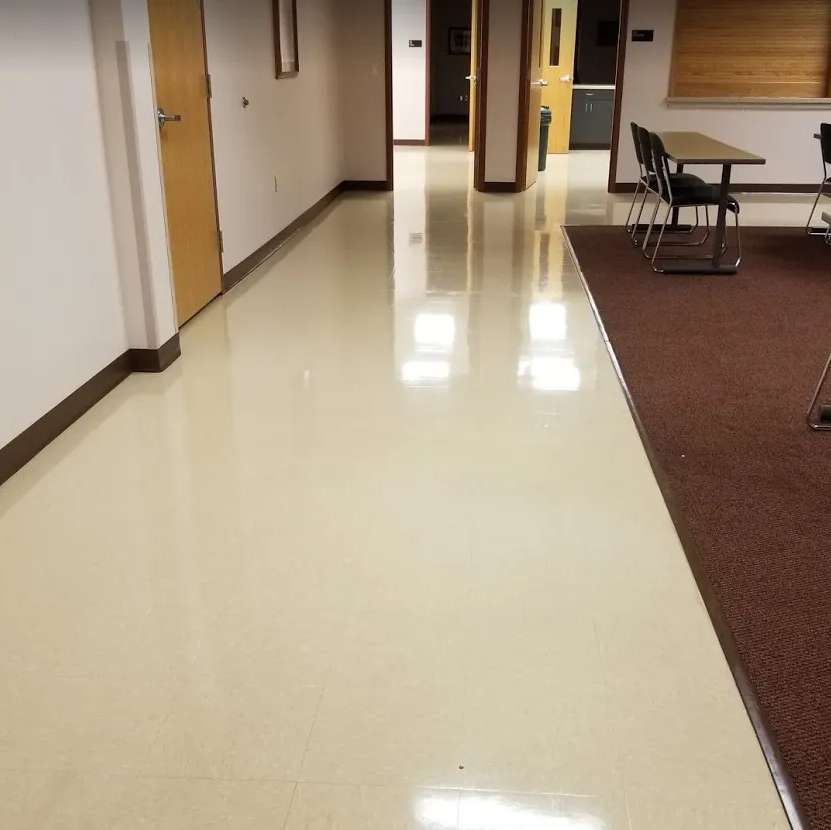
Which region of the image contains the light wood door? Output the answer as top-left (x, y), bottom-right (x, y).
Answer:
top-left (519, 0), bottom-right (545, 191)
top-left (147, 0), bottom-right (222, 326)
top-left (540, 0), bottom-right (578, 154)
top-left (468, 0), bottom-right (479, 151)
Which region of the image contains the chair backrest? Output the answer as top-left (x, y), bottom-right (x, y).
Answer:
top-left (820, 123), bottom-right (831, 166)
top-left (649, 131), bottom-right (672, 199)
top-left (638, 126), bottom-right (655, 175)
top-left (630, 122), bottom-right (644, 167)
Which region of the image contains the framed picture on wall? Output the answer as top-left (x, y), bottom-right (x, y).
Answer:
top-left (448, 27), bottom-right (471, 56)
top-left (273, 0), bottom-right (299, 78)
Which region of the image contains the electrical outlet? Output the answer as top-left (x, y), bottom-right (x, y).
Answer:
top-left (273, 175), bottom-right (279, 192)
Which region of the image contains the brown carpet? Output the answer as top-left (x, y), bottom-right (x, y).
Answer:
top-left (565, 225), bottom-right (831, 830)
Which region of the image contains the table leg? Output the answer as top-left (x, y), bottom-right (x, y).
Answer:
top-left (712, 164), bottom-right (732, 268)
top-left (658, 163), bottom-right (738, 275)
top-left (671, 163), bottom-right (684, 228)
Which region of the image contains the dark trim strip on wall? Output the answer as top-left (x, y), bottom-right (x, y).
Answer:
top-left (607, 0), bottom-right (631, 193)
top-left (393, 139), bottom-right (428, 146)
top-left (342, 180), bottom-right (391, 192)
top-left (129, 333), bottom-right (182, 373)
top-left (3, 171), bottom-right (390, 492)
top-left (0, 336), bottom-right (184, 489)
top-left (482, 181), bottom-right (518, 193)
top-left (571, 142), bottom-right (612, 151)
top-left (561, 227), bottom-right (810, 830)
top-left (222, 183), bottom-right (345, 293)
top-left (0, 355), bottom-right (131, 488)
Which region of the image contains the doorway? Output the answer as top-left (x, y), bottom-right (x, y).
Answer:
top-left (147, 0), bottom-right (222, 326)
top-left (428, 0), bottom-right (474, 146)
top-left (515, 0), bottom-right (624, 193)
top-left (538, 0), bottom-right (621, 155)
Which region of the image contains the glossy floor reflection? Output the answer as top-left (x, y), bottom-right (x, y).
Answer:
top-left (0, 146), bottom-right (792, 829)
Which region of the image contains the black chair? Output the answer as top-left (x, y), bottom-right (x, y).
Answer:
top-left (624, 122), bottom-right (648, 237)
top-left (806, 350), bottom-right (831, 430)
top-left (806, 123), bottom-right (831, 235)
top-left (643, 131), bottom-right (741, 272)
top-left (634, 125), bottom-right (706, 249)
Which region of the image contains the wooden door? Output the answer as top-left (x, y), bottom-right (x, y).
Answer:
top-left (468, 0), bottom-right (479, 151)
top-left (518, 0), bottom-right (545, 191)
top-left (147, 0), bottom-right (222, 326)
top-left (540, 0), bottom-right (578, 154)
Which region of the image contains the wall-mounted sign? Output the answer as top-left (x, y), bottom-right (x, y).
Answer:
top-left (409, 39), bottom-right (423, 48)
top-left (631, 29), bottom-right (654, 42)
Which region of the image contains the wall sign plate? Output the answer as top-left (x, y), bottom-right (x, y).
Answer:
top-left (631, 29), bottom-right (654, 42)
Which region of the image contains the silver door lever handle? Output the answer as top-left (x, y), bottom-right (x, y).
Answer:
top-left (537, 79), bottom-right (550, 87)
top-left (466, 74), bottom-right (477, 82)
top-left (157, 108), bottom-right (182, 129)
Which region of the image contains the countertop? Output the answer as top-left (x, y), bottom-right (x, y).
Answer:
top-left (573, 85), bottom-right (616, 90)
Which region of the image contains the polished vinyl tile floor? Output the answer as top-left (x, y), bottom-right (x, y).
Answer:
top-left (0, 147), bottom-right (798, 828)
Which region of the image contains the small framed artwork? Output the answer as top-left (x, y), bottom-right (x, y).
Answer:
top-left (448, 27), bottom-right (472, 56)
top-left (273, 0), bottom-right (299, 78)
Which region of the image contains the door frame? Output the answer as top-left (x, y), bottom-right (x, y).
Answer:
top-left (199, 0), bottom-right (224, 287)
top-left (607, 0), bottom-right (630, 193)
top-left (515, 0), bottom-right (632, 194)
top-left (514, 0), bottom-right (536, 191)
top-left (384, 0), bottom-right (394, 188)
top-left (473, 0), bottom-right (491, 191)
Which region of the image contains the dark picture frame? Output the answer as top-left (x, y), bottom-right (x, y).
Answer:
top-left (273, 0), bottom-right (300, 78)
top-left (448, 27), bottom-right (471, 56)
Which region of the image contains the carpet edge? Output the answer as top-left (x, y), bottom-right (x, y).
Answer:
top-left (560, 225), bottom-right (809, 830)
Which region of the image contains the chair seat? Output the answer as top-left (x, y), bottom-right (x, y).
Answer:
top-left (642, 172), bottom-right (705, 188)
top-left (664, 182), bottom-right (740, 213)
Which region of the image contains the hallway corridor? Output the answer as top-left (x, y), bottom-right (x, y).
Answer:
top-left (0, 146), bottom-right (788, 828)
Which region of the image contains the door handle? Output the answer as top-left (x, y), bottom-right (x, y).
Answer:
top-left (157, 108), bottom-right (182, 129)
top-left (536, 79), bottom-right (550, 87)
top-left (466, 74), bottom-right (477, 82)
top-left (560, 74), bottom-right (573, 83)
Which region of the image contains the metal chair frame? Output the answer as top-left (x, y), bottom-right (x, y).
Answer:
top-left (643, 133), bottom-right (741, 273)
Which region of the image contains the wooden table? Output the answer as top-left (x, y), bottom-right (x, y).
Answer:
top-left (658, 131), bottom-right (766, 274)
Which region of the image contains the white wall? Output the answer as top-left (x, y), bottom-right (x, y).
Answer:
top-left (392, 0), bottom-right (428, 142)
top-left (615, 0), bottom-right (831, 186)
top-left (0, 0), bottom-right (131, 448)
top-left (203, 0), bottom-right (344, 271)
top-left (89, 0), bottom-right (178, 350)
top-left (431, 0), bottom-right (471, 118)
top-left (483, 0), bottom-right (522, 183)
top-left (338, 0), bottom-right (390, 182)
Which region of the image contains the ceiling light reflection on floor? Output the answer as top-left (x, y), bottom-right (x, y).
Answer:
top-left (518, 356), bottom-right (581, 392)
top-left (417, 794), bottom-right (608, 830)
top-left (414, 312), bottom-right (457, 349)
top-left (529, 301), bottom-right (568, 343)
top-left (401, 359), bottom-right (451, 387)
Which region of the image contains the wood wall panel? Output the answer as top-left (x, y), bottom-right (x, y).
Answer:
top-left (670, 0), bottom-right (831, 98)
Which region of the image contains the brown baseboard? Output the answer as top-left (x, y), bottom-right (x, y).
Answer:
top-left (129, 333), bottom-right (181, 373)
top-left (481, 181), bottom-right (518, 193)
top-left (222, 183), bottom-right (344, 293)
top-left (610, 182), bottom-right (818, 195)
top-left (394, 139), bottom-right (427, 146)
top-left (0, 353), bottom-right (132, 488)
top-left (342, 180), bottom-right (392, 192)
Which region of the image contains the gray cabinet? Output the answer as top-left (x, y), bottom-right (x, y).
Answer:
top-left (570, 88), bottom-right (615, 149)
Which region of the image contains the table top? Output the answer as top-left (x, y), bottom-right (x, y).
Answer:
top-left (658, 131), bottom-right (766, 165)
